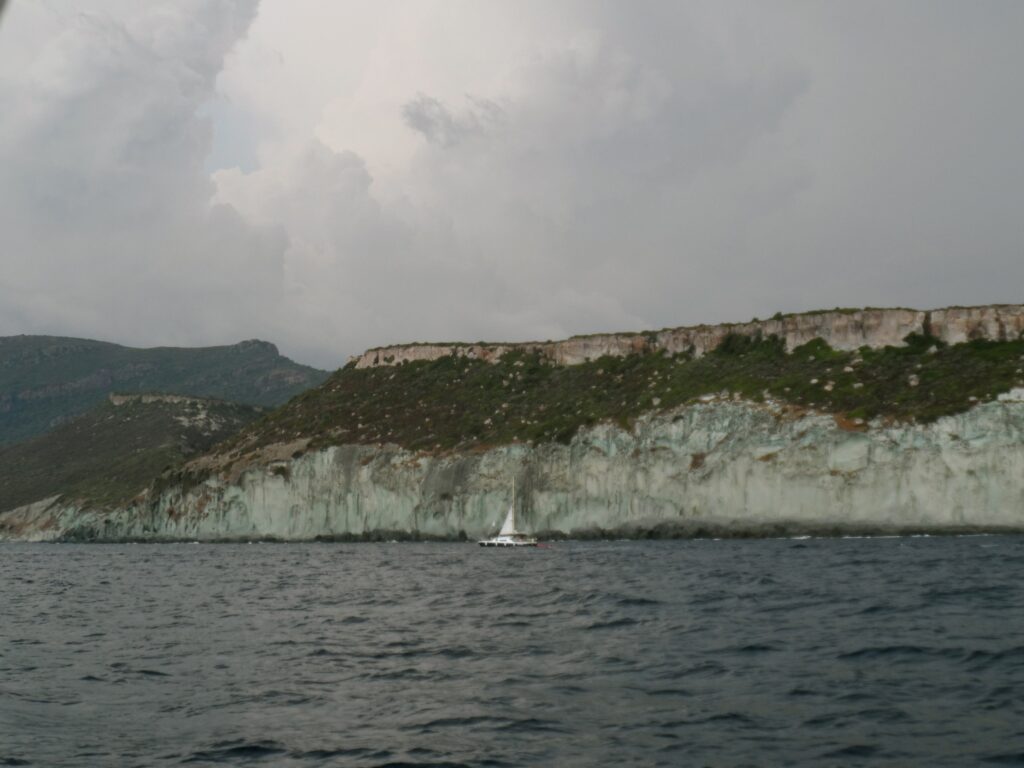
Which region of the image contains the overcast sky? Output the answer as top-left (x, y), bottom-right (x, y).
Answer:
top-left (1, 1), bottom-right (1021, 368)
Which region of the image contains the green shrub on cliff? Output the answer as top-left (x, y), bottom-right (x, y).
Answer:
top-left (223, 333), bottom-right (1024, 455)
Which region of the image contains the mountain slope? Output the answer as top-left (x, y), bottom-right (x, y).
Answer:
top-left (0, 335), bottom-right (328, 445)
top-left (0, 394), bottom-right (262, 512)
top-left (216, 331), bottom-right (1024, 464)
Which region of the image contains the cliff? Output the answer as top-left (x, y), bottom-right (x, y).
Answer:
top-left (5, 394), bottom-right (1024, 541)
top-left (4, 303), bottom-right (1024, 541)
top-left (351, 305), bottom-right (1024, 368)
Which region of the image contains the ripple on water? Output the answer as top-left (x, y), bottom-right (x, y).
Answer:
top-left (182, 740), bottom-right (287, 763)
top-left (2, 538), bottom-right (1024, 767)
top-left (981, 752), bottom-right (1024, 765)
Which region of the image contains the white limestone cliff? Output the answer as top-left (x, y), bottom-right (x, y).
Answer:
top-left (5, 397), bottom-right (1024, 541)
top-left (351, 305), bottom-right (1024, 369)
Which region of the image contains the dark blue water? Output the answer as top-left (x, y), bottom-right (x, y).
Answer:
top-left (2, 538), bottom-right (1024, 767)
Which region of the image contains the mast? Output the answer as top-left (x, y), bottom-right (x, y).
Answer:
top-left (512, 476), bottom-right (516, 530)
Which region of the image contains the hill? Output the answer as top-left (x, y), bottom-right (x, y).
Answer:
top-left (0, 335), bottom-right (328, 445)
top-left (4, 304), bottom-right (1024, 541)
top-left (216, 329), bottom-right (1024, 464)
top-left (0, 394), bottom-right (262, 512)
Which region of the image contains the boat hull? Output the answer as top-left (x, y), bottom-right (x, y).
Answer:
top-left (478, 537), bottom-right (538, 547)
top-left (479, 540), bottom-right (540, 548)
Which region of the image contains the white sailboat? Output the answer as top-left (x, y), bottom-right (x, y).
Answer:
top-left (478, 477), bottom-right (537, 547)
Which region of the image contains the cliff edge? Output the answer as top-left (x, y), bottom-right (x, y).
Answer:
top-left (351, 305), bottom-right (1024, 368)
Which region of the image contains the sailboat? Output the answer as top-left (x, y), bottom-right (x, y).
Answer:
top-left (478, 477), bottom-right (537, 547)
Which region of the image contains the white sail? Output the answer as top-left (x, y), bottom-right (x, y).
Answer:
top-left (498, 477), bottom-right (518, 535)
top-left (498, 503), bottom-right (517, 535)
top-left (478, 476), bottom-right (536, 547)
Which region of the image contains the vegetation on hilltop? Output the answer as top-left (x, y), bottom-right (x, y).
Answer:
top-left (223, 333), bottom-right (1024, 456)
top-left (0, 396), bottom-right (262, 512)
top-left (0, 335), bottom-right (328, 445)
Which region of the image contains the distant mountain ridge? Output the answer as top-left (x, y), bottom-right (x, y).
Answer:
top-left (0, 335), bottom-right (329, 446)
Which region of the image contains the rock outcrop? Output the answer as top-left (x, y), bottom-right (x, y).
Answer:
top-left (351, 305), bottom-right (1024, 368)
top-left (5, 396), bottom-right (1024, 541)
top-left (107, 393), bottom-right (217, 407)
top-left (927, 306), bottom-right (1024, 345)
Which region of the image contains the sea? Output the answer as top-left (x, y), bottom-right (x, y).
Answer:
top-left (2, 537), bottom-right (1023, 767)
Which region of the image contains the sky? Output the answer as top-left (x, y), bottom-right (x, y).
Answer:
top-left (1, 1), bottom-right (1022, 368)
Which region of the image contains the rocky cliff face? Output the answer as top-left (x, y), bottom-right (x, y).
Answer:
top-left (351, 305), bottom-right (1024, 368)
top-left (6, 394), bottom-right (1024, 541)
top-left (927, 306), bottom-right (1024, 345)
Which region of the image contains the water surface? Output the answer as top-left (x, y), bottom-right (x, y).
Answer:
top-left (2, 538), bottom-right (1023, 766)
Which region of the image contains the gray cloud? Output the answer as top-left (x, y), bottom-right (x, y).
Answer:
top-left (401, 93), bottom-right (504, 148)
top-left (1, 1), bottom-right (1023, 369)
top-left (0, 1), bottom-right (284, 348)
